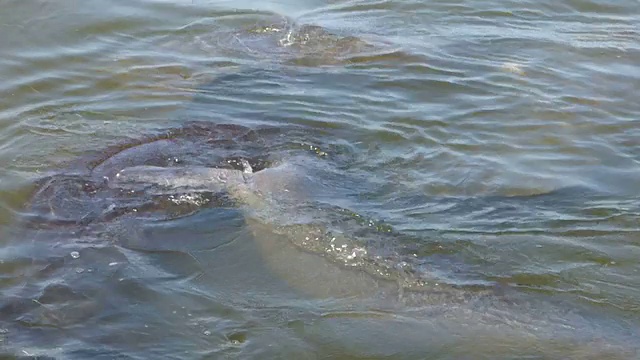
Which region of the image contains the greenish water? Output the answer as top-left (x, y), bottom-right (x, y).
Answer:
top-left (1, 0), bottom-right (639, 358)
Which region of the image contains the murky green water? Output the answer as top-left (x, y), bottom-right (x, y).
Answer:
top-left (1, 0), bottom-right (639, 358)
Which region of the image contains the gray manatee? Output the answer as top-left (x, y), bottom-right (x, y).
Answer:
top-left (109, 158), bottom-right (390, 299)
top-left (107, 161), bottom-right (640, 358)
top-left (166, 10), bottom-right (400, 69)
top-left (110, 161), bottom-right (529, 315)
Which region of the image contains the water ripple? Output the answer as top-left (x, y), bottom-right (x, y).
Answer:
top-left (1, 0), bottom-right (640, 357)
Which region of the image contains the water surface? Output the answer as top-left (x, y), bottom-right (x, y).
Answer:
top-left (1, 0), bottom-right (639, 358)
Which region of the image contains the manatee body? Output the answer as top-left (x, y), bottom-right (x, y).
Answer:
top-left (108, 161), bottom-right (458, 301)
top-left (175, 11), bottom-right (388, 68)
top-left (103, 161), bottom-right (640, 357)
top-left (108, 159), bottom-right (398, 299)
top-left (15, 123), bottom-right (639, 357)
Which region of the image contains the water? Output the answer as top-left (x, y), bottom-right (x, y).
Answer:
top-left (1, 0), bottom-right (639, 358)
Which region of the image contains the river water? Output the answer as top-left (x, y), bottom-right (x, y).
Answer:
top-left (1, 0), bottom-right (639, 359)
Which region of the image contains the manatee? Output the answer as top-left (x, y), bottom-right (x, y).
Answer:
top-left (103, 161), bottom-right (640, 358)
top-left (168, 11), bottom-right (398, 68)
top-left (107, 158), bottom-right (393, 299)
top-left (107, 157), bottom-right (478, 303)
top-left (10, 122), bottom-right (640, 357)
top-left (237, 21), bottom-right (379, 66)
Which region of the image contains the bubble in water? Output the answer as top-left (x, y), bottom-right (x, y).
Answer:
top-left (203, 330), bottom-right (211, 336)
top-left (70, 251), bottom-right (80, 259)
top-left (501, 62), bottom-right (526, 75)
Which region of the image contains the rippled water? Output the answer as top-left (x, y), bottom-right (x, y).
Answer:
top-left (1, 0), bottom-right (639, 358)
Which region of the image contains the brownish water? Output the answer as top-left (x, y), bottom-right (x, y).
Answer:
top-left (1, 0), bottom-right (639, 358)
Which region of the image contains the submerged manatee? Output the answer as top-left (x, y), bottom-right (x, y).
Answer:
top-left (177, 11), bottom-right (397, 67)
top-left (12, 122), bottom-right (640, 358)
top-left (108, 158), bottom-right (390, 298)
top-left (104, 159), bottom-right (640, 357)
